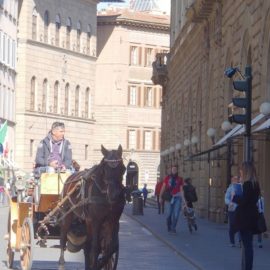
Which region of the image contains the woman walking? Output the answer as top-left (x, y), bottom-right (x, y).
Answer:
top-left (232, 162), bottom-right (261, 270)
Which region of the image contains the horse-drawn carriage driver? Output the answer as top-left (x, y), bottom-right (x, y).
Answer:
top-left (34, 122), bottom-right (73, 176)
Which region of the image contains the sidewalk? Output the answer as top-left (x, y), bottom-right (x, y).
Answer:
top-left (123, 201), bottom-right (270, 270)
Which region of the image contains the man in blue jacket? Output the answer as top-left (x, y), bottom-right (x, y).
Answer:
top-left (34, 122), bottom-right (72, 175)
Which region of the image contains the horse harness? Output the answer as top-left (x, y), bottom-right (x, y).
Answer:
top-left (37, 158), bottom-right (123, 239)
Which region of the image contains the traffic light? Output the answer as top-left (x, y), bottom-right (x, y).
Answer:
top-left (225, 67), bottom-right (252, 133)
top-left (225, 66), bottom-right (252, 162)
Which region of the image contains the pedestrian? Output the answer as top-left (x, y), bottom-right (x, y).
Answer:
top-left (142, 183), bottom-right (149, 207)
top-left (183, 177), bottom-right (198, 208)
top-left (125, 185), bottom-right (132, 204)
top-left (224, 176), bottom-right (241, 247)
top-left (232, 161), bottom-right (261, 270)
top-left (257, 194), bottom-right (264, 248)
top-left (183, 177), bottom-right (198, 232)
top-left (160, 165), bottom-right (185, 234)
top-left (34, 122), bottom-right (73, 176)
top-left (155, 178), bottom-right (164, 214)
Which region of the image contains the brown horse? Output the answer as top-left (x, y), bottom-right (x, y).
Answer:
top-left (58, 145), bottom-right (126, 270)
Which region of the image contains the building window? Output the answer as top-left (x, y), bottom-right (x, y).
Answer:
top-left (66, 17), bottom-right (72, 49)
top-left (54, 81), bottom-right (59, 113)
top-left (64, 83), bottom-right (69, 115)
top-left (87, 24), bottom-right (92, 55)
top-left (145, 48), bottom-right (153, 66)
top-left (30, 76), bottom-right (36, 111)
top-left (12, 40), bottom-right (15, 69)
top-left (42, 79), bottom-right (48, 113)
top-left (144, 131), bottom-right (152, 150)
top-left (128, 130), bottom-right (136, 150)
top-left (85, 87), bottom-right (91, 118)
top-left (130, 46), bottom-right (138, 65)
top-left (3, 33), bottom-right (6, 63)
top-left (75, 85), bottom-right (80, 116)
top-left (85, 144), bottom-right (88, 160)
top-left (145, 87), bottom-right (153, 107)
top-left (129, 86), bottom-right (137, 106)
top-left (55, 14), bottom-right (61, 47)
top-left (77, 21), bottom-right (81, 52)
top-left (32, 7), bottom-right (37, 40)
top-left (44, 10), bottom-right (49, 43)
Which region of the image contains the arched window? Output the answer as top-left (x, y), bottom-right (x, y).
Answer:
top-left (55, 14), bottom-right (61, 46)
top-left (87, 24), bottom-right (92, 55)
top-left (77, 21), bottom-right (81, 52)
top-left (85, 87), bottom-right (90, 118)
top-left (66, 17), bottom-right (72, 49)
top-left (30, 76), bottom-right (36, 110)
top-left (32, 7), bottom-right (38, 40)
top-left (64, 83), bottom-right (69, 115)
top-left (54, 81), bottom-right (59, 113)
top-left (44, 10), bottom-right (49, 43)
top-left (75, 85), bottom-right (80, 116)
top-left (42, 79), bottom-right (48, 112)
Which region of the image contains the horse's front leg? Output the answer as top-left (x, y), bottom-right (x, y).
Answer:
top-left (88, 222), bottom-right (101, 270)
top-left (58, 215), bottom-right (72, 270)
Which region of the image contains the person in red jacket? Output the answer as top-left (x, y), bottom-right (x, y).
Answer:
top-left (160, 166), bottom-right (185, 234)
top-left (155, 178), bottom-right (164, 214)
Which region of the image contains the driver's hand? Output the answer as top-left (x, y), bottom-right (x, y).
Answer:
top-left (49, 160), bottom-right (58, 168)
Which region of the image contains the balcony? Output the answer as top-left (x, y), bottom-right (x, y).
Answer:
top-left (151, 53), bottom-right (169, 88)
top-left (186, 0), bottom-right (216, 23)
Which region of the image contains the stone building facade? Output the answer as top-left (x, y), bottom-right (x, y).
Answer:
top-left (0, 0), bottom-right (18, 159)
top-left (16, 0), bottom-right (98, 170)
top-left (96, 8), bottom-right (169, 190)
top-left (154, 0), bottom-right (270, 224)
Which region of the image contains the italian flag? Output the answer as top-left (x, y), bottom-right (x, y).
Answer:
top-left (0, 120), bottom-right (8, 157)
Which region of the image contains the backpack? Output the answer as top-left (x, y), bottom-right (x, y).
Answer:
top-left (184, 184), bottom-right (198, 203)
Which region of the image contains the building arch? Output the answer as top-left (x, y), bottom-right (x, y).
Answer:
top-left (77, 20), bottom-right (82, 52)
top-left (42, 79), bottom-right (48, 113)
top-left (66, 17), bottom-right (72, 49)
top-left (53, 81), bottom-right (59, 113)
top-left (55, 14), bottom-right (61, 46)
top-left (75, 85), bottom-right (80, 116)
top-left (64, 83), bottom-right (69, 115)
top-left (30, 76), bottom-right (36, 111)
top-left (87, 24), bottom-right (92, 55)
top-left (44, 10), bottom-right (49, 43)
top-left (85, 87), bottom-right (91, 118)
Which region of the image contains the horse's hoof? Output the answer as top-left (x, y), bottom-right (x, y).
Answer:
top-left (58, 265), bottom-right (65, 270)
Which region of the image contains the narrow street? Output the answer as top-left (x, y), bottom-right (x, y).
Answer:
top-left (0, 204), bottom-right (197, 270)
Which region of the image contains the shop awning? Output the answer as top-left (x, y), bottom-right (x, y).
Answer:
top-left (253, 117), bottom-right (270, 132)
top-left (215, 113), bottom-right (266, 146)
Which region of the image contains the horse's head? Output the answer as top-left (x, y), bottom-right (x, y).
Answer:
top-left (101, 145), bottom-right (126, 203)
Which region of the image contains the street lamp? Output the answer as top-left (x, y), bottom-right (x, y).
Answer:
top-left (260, 102), bottom-right (270, 116)
top-left (191, 135), bottom-right (199, 152)
top-left (221, 120), bottom-right (232, 132)
top-left (207, 128), bottom-right (216, 144)
top-left (169, 146), bottom-right (175, 164)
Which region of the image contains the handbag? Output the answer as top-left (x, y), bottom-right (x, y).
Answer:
top-left (257, 213), bottom-right (267, 234)
top-left (162, 188), bottom-right (172, 202)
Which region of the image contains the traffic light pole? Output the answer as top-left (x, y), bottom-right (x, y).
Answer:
top-left (244, 66), bottom-right (252, 162)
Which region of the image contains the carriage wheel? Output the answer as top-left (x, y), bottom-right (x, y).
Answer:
top-left (20, 217), bottom-right (34, 270)
top-left (101, 236), bottom-right (119, 270)
top-left (6, 211), bottom-right (14, 269)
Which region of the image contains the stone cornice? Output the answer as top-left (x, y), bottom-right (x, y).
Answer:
top-left (98, 16), bottom-right (170, 32)
top-left (19, 39), bottom-right (97, 61)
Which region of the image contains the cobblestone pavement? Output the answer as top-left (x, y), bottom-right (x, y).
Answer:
top-left (0, 204), bottom-right (197, 270)
top-left (124, 201), bottom-right (270, 270)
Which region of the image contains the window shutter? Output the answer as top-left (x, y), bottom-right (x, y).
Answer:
top-left (152, 131), bottom-right (156, 150)
top-left (127, 129), bottom-right (130, 149)
top-left (137, 86), bottom-right (141, 107)
top-left (139, 47), bottom-right (142, 66)
top-left (129, 46), bottom-right (132, 65)
top-left (144, 48), bottom-right (147, 66)
top-left (137, 129), bottom-right (140, 150)
top-left (144, 87), bottom-right (147, 106)
top-left (128, 85), bottom-right (130, 105)
top-left (153, 87), bottom-right (157, 108)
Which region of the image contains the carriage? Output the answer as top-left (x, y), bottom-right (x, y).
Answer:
top-left (5, 145), bottom-right (125, 270)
